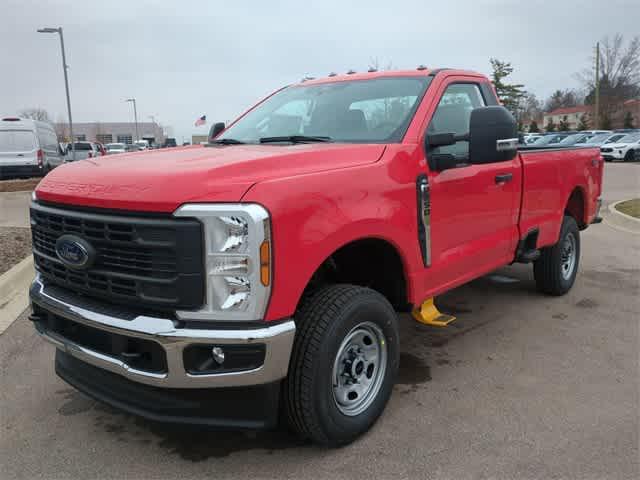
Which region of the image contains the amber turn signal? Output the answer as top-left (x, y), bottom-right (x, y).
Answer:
top-left (259, 240), bottom-right (270, 286)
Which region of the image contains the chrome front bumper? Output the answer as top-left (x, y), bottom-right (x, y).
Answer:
top-left (29, 276), bottom-right (295, 389)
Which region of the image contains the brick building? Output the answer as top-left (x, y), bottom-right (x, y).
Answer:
top-left (542, 99), bottom-right (639, 131)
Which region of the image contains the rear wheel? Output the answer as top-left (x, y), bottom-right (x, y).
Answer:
top-left (533, 215), bottom-right (580, 295)
top-left (283, 284), bottom-right (399, 446)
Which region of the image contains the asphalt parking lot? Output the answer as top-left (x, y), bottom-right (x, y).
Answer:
top-left (1, 163), bottom-right (638, 479)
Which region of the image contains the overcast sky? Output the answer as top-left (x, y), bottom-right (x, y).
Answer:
top-left (2, 0), bottom-right (638, 142)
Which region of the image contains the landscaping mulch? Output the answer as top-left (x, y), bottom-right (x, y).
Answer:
top-left (0, 227), bottom-right (32, 276)
top-left (615, 198), bottom-right (640, 219)
top-left (0, 178), bottom-right (42, 193)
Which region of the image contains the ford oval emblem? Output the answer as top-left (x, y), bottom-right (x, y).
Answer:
top-left (55, 235), bottom-right (94, 269)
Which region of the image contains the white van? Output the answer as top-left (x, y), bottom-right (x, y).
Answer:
top-left (0, 117), bottom-right (64, 179)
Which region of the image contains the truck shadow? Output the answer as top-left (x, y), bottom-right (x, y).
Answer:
top-left (60, 265), bottom-right (544, 460)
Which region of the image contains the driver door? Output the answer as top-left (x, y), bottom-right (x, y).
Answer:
top-left (421, 80), bottom-right (520, 292)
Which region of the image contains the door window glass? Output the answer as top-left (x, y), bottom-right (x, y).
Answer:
top-left (428, 83), bottom-right (485, 158)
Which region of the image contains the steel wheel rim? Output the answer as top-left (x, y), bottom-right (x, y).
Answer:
top-left (560, 232), bottom-right (577, 280)
top-left (332, 322), bottom-right (387, 417)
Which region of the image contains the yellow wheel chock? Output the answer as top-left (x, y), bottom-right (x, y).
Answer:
top-left (412, 298), bottom-right (456, 327)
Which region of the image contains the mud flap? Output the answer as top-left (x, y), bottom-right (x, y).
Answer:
top-left (412, 298), bottom-right (456, 327)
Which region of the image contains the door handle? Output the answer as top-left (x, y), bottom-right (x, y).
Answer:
top-left (495, 173), bottom-right (513, 184)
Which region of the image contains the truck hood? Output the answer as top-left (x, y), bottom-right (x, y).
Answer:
top-left (36, 143), bottom-right (386, 212)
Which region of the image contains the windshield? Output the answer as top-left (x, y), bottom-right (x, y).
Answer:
top-left (106, 143), bottom-right (125, 149)
top-left (619, 133), bottom-right (640, 143)
top-left (532, 134), bottom-right (566, 146)
top-left (0, 130), bottom-right (36, 152)
top-left (558, 134), bottom-right (584, 145)
top-left (585, 133), bottom-right (610, 144)
top-left (71, 142), bottom-right (93, 151)
top-left (217, 77), bottom-right (431, 144)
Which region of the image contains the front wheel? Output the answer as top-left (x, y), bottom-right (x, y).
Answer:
top-left (624, 150), bottom-right (634, 162)
top-left (283, 284), bottom-right (399, 446)
top-left (533, 215), bottom-right (580, 295)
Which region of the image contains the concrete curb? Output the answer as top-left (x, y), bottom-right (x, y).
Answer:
top-left (0, 255), bottom-right (34, 335)
top-left (609, 199), bottom-right (640, 223)
top-left (602, 200), bottom-right (640, 235)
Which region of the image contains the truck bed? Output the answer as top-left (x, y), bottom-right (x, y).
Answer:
top-left (517, 145), bottom-right (602, 248)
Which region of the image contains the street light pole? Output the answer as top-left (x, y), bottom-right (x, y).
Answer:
top-left (126, 98), bottom-right (139, 142)
top-left (38, 27), bottom-right (75, 161)
top-left (594, 42), bottom-right (600, 129)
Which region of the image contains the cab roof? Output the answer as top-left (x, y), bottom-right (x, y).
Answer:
top-left (295, 68), bottom-right (485, 86)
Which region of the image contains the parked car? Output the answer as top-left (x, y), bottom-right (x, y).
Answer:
top-left (105, 143), bottom-right (127, 155)
top-left (530, 133), bottom-right (571, 146)
top-left (584, 132), bottom-right (627, 147)
top-left (163, 137), bottom-right (177, 148)
top-left (65, 141), bottom-right (101, 161)
top-left (600, 132), bottom-right (640, 162)
top-left (29, 68), bottom-right (603, 446)
top-left (555, 133), bottom-right (593, 146)
top-left (523, 133), bottom-right (544, 144)
top-left (579, 130), bottom-right (612, 135)
top-left (94, 142), bottom-right (107, 156)
top-left (0, 117), bottom-right (64, 178)
top-left (134, 139), bottom-right (150, 150)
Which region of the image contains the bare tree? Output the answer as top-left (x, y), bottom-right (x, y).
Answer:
top-left (543, 89), bottom-right (581, 112)
top-left (19, 107), bottom-right (51, 122)
top-left (367, 57), bottom-right (394, 71)
top-left (578, 34), bottom-right (640, 100)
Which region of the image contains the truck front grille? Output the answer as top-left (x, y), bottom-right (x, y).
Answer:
top-left (30, 201), bottom-right (204, 311)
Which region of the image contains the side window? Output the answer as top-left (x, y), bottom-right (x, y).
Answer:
top-left (428, 83), bottom-right (485, 158)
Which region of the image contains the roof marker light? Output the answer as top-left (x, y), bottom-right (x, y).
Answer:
top-left (417, 65), bottom-right (428, 70)
top-left (346, 69), bottom-right (356, 74)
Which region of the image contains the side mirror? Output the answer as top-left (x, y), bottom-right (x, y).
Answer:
top-left (208, 122), bottom-right (225, 141)
top-left (468, 106), bottom-right (518, 164)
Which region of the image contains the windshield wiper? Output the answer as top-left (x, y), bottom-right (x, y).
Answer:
top-left (210, 138), bottom-right (246, 145)
top-left (259, 135), bottom-right (332, 144)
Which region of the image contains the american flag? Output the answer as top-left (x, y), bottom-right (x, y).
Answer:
top-left (194, 115), bottom-right (206, 127)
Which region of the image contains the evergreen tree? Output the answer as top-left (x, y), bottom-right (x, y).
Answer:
top-left (529, 120), bottom-right (540, 133)
top-left (558, 116), bottom-right (570, 131)
top-left (545, 119), bottom-right (556, 132)
top-left (577, 114), bottom-right (589, 131)
top-left (490, 58), bottom-right (526, 116)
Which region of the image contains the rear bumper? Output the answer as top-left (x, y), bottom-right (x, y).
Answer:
top-left (29, 276), bottom-right (295, 389)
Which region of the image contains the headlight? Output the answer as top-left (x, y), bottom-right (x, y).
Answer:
top-left (173, 203), bottom-right (271, 321)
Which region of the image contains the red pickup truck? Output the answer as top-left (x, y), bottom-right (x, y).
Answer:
top-left (29, 68), bottom-right (603, 446)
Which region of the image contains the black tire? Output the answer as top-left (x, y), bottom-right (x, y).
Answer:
top-left (624, 150), bottom-right (634, 162)
top-left (283, 284), bottom-right (399, 447)
top-left (533, 215), bottom-right (580, 295)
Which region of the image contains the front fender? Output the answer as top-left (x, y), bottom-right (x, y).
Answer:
top-left (243, 161), bottom-right (422, 321)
